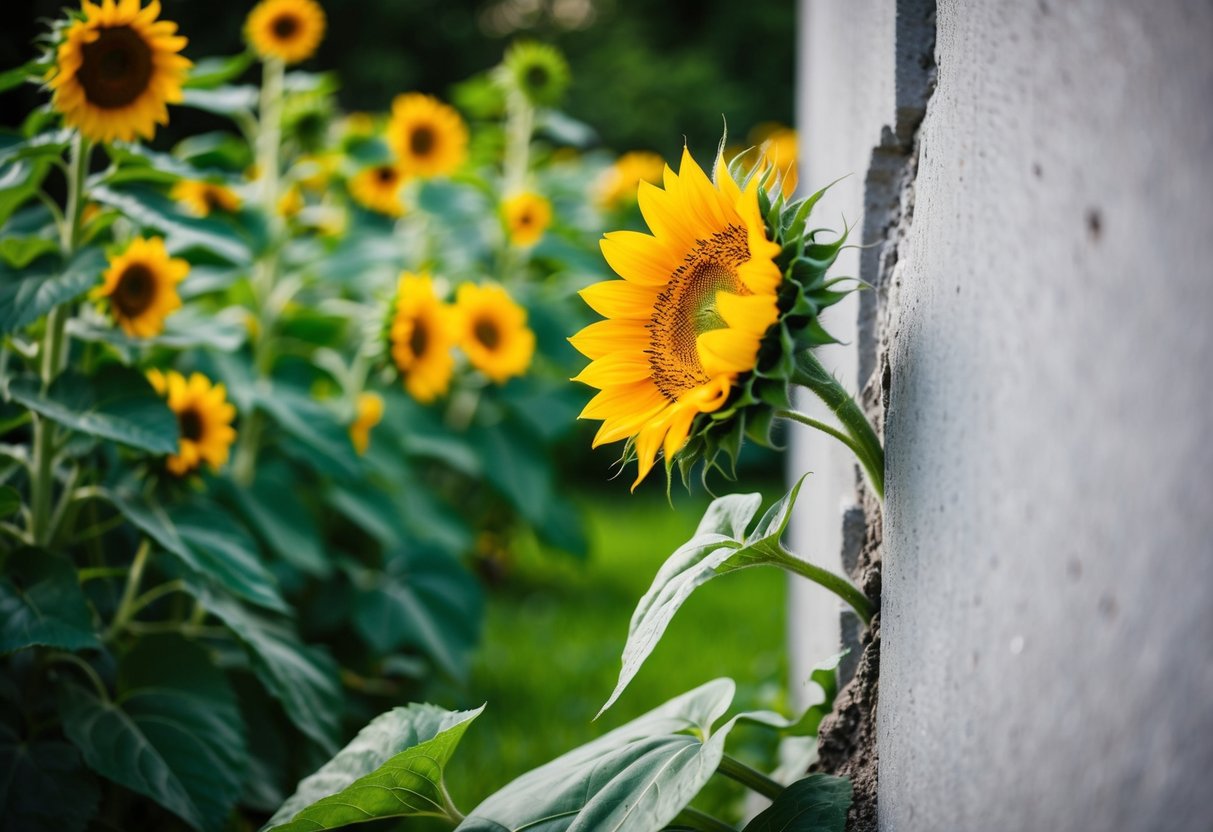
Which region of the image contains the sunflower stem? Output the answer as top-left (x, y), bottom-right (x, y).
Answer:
top-left (233, 56), bottom-right (287, 487)
top-left (716, 753), bottom-right (785, 800)
top-left (501, 81), bottom-right (534, 281)
top-left (30, 133), bottom-right (90, 545)
top-left (673, 807), bottom-right (737, 832)
top-left (770, 541), bottom-right (875, 625)
top-left (105, 539), bottom-right (151, 641)
top-left (789, 350), bottom-right (885, 501)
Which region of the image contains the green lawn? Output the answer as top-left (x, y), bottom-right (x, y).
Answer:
top-left (438, 482), bottom-right (790, 822)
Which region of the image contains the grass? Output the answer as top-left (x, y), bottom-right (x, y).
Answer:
top-left (436, 480), bottom-right (791, 823)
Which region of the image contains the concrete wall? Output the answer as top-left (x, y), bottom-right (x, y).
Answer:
top-left (794, 0), bottom-right (1213, 828)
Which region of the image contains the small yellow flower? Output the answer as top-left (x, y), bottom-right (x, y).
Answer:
top-left (502, 191), bottom-right (551, 248)
top-left (349, 391), bottom-right (384, 455)
top-left (386, 93), bottom-right (467, 178)
top-left (277, 184), bottom-right (304, 218)
top-left (171, 180), bottom-right (242, 217)
top-left (46, 0), bottom-right (192, 144)
top-left (341, 111), bottom-right (375, 138)
top-left (756, 126), bottom-right (798, 197)
top-left (455, 283), bottom-right (535, 385)
top-left (246, 0), bottom-right (326, 64)
top-left (597, 151), bottom-right (665, 209)
top-left (390, 273), bottom-right (457, 403)
top-left (349, 164), bottom-right (407, 217)
top-left (147, 369), bottom-right (237, 476)
top-left (92, 236), bottom-right (187, 338)
top-left (294, 152), bottom-right (339, 191)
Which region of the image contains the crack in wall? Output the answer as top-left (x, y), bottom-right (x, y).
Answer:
top-left (811, 3), bottom-right (937, 830)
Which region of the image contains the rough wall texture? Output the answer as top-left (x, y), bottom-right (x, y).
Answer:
top-left (795, 1), bottom-right (1213, 830)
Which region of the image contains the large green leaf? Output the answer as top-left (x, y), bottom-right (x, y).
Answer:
top-left (0, 713), bottom-right (99, 832)
top-left (0, 484), bottom-right (19, 517)
top-left (68, 307), bottom-right (248, 352)
top-left (740, 774), bottom-right (851, 832)
top-left (221, 470), bottom-right (331, 577)
top-left (58, 635), bottom-right (248, 832)
top-left (459, 678), bottom-right (740, 832)
top-left (599, 478), bottom-right (838, 716)
top-left (6, 366), bottom-right (178, 454)
top-left (185, 53), bottom-right (257, 89)
top-left (0, 130), bottom-right (70, 166)
top-left (0, 548), bottom-right (100, 654)
top-left (259, 387), bottom-right (361, 480)
top-left (0, 246), bottom-right (105, 335)
top-left (104, 488), bottom-right (286, 613)
top-left (263, 703), bottom-right (483, 831)
top-left (185, 583), bottom-right (342, 753)
top-left (349, 546), bottom-right (483, 682)
top-left (0, 160), bottom-right (52, 228)
top-left (469, 416), bottom-right (554, 526)
top-left (90, 184), bottom-right (251, 264)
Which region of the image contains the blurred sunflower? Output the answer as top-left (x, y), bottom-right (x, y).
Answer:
top-left (349, 391), bottom-right (383, 454)
top-left (390, 273), bottom-right (456, 403)
top-left (147, 369), bottom-right (237, 475)
top-left (171, 180), bottom-right (241, 217)
top-left (502, 191), bottom-right (551, 247)
top-left (597, 151), bottom-right (666, 209)
top-left (455, 283), bottom-right (535, 384)
top-left (504, 41), bottom-right (570, 106)
top-left (386, 93), bottom-right (467, 178)
top-left (277, 184), bottom-right (304, 218)
top-left (571, 147), bottom-right (782, 488)
top-left (92, 235), bottom-right (187, 337)
top-left (750, 124), bottom-right (799, 197)
top-left (349, 163), bottom-right (406, 217)
top-left (47, 0), bottom-right (191, 144)
top-left (295, 151), bottom-right (339, 191)
top-left (245, 0), bottom-right (326, 64)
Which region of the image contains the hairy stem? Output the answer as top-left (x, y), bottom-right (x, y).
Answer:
top-left (789, 349), bottom-right (885, 501)
top-left (673, 806), bottom-right (737, 832)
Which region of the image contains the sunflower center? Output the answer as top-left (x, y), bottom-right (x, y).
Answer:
top-left (78, 25), bottom-right (154, 109)
top-left (113, 263), bottom-right (157, 318)
top-left (516, 210), bottom-right (533, 228)
top-left (375, 166), bottom-right (396, 184)
top-left (647, 225), bottom-right (751, 400)
top-left (178, 407), bottom-right (204, 442)
top-left (473, 318), bottom-right (501, 350)
top-left (271, 13), bottom-right (301, 40)
top-left (409, 318), bottom-right (429, 358)
top-left (203, 188), bottom-right (224, 213)
top-left (410, 126), bottom-right (436, 156)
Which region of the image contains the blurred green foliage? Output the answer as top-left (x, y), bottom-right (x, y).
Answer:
top-left (1, 0), bottom-right (794, 159)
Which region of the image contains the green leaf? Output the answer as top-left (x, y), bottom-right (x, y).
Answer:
top-left (0, 234), bottom-right (59, 268)
top-left (0, 718), bottom-right (99, 832)
top-left (184, 52), bottom-right (256, 90)
top-left (459, 678), bottom-right (740, 832)
top-left (184, 583), bottom-right (342, 753)
top-left (0, 59), bottom-right (47, 94)
top-left (0, 130), bottom-right (71, 167)
top-left (0, 246), bottom-right (106, 336)
top-left (740, 774), bottom-right (851, 832)
top-left (264, 703), bottom-right (483, 831)
top-left (258, 387), bottom-right (361, 481)
top-left (599, 480), bottom-right (817, 717)
top-left (0, 484), bottom-right (18, 517)
top-left (181, 85), bottom-right (259, 117)
top-left (7, 366), bottom-right (177, 454)
top-left (220, 470), bottom-right (331, 577)
top-left (0, 548), bottom-right (100, 654)
top-left (0, 160), bottom-right (51, 227)
top-left (58, 635), bottom-right (248, 832)
top-left (349, 546), bottom-right (483, 682)
top-left (68, 306), bottom-right (248, 352)
top-left (469, 417), bottom-right (553, 526)
top-left (90, 184), bottom-right (251, 264)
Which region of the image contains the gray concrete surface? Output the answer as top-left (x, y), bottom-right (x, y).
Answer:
top-left (794, 0), bottom-right (1213, 828)
top-left (875, 1), bottom-right (1213, 829)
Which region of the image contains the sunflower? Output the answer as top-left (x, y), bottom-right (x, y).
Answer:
top-left (277, 184), bottom-right (304, 218)
top-left (597, 151), bottom-right (666, 209)
top-left (245, 0), bottom-right (326, 64)
top-left (748, 124), bottom-right (798, 197)
top-left (390, 273), bottom-right (457, 403)
top-left (92, 235), bottom-right (187, 337)
top-left (386, 93), bottom-right (468, 178)
top-left (455, 283), bottom-right (535, 385)
top-left (171, 179), bottom-right (241, 217)
top-left (349, 163), bottom-right (407, 217)
top-left (571, 146), bottom-right (785, 488)
top-left (47, 0), bottom-right (191, 144)
top-left (349, 391), bottom-right (383, 455)
top-left (503, 41), bottom-right (570, 106)
top-left (502, 191), bottom-right (551, 247)
top-left (147, 369), bottom-right (237, 476)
